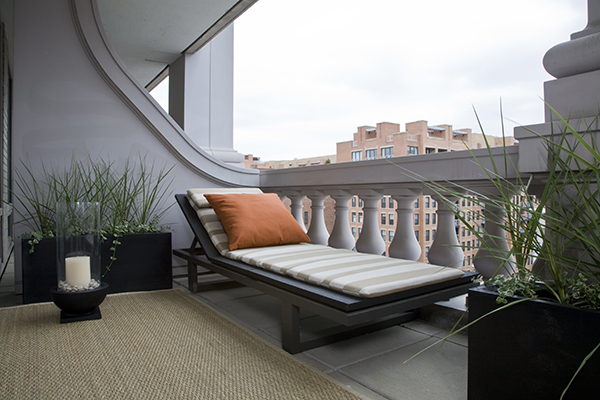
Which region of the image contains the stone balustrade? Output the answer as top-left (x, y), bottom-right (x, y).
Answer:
top-left (260, 146), bottom-right (521, 279)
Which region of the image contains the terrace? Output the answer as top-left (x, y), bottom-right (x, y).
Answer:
top-left (1, 1), bottom-right (599, 399)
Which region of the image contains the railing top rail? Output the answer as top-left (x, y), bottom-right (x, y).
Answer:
top-left (259, 146), bottom-right (521, 193)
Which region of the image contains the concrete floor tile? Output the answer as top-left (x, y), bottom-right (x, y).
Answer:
top-left (340, 337), bottom-right (467, 400)
top-left (326, 371), bottom-right (390, 400)
top-left (306, 326), bottom-right (430, 369)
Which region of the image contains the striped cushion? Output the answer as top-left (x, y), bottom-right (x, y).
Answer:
top-left (186, 188), bottom-right (465, 298)
top-left (187, 188), bottom-right (263, 209)
top-left (225, 244), bottom-right (465, 298)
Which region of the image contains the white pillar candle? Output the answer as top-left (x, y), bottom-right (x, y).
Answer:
top-left (65, 256), bottom-right (91, 286)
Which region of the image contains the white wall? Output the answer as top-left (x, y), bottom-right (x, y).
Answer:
top-left (11, 0), bottom-right (259, 285)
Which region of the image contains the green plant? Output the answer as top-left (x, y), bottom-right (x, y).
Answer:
top-left (402, 106), bottom-right (600, 398)
top-left (13, 154), bottom-right (174, 274)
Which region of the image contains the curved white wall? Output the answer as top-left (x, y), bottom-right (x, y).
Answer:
top-left (12, 0), bottom-right (258, 278)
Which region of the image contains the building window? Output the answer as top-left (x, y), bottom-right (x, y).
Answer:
top-left (358, 213), bottom-right (363, 223)
top-left (352, 227), bottom-right (357, 237)
top-left (389, 213), bottom-right (394, 225)
top-left (462, 227), bottom-right (466, 237)
top-left (389, 230), bottom-right (394, 242)
top-left (426, 230), bottom-right (430, 242)
top-left (381, 230), bottom-right (386, 241)
top-left (304, 211), bottom-right (309, 226)
top-left (414, 214), bottom-right (419, 225)
top-left (415, 230), bottom-right (419, 242)
top-left (365, 149), bottom-right (377, 160)
top-left (351, 150), bottom-right (362, 162)
top-left (359, 199), bottom-right (363, 208)
top-left (425, 246), bottom-right (430, 258)
top-left (407, 146), bottom-right (419, 156)
top-left (381, 198), bottom-right (386, 208)
top-left (425, 197), bottom-right (430, 208)
top-left (388, 197), bottom-right (394, 208)
top-left (352, 212), bottom-right (357, 222)
top-left (352, 197), bottom-right (357, 207)
top-left (432, 213), bottom-right (437, 225)
top-left (425, 213), bottom-right (430, 225)
top-left (432, 229), bottom-right (436, 240)
top-left (381, 214), bottom-right (386, 225)
top-left (414, 198), bottom-right (419, 209)
top-left (381, 146), bottom-right (393, 158)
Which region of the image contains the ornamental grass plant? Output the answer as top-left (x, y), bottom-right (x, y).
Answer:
top-left (403, 106), bottom-right (600, 398)
top-left (12, 154), bottom-right (174, 274)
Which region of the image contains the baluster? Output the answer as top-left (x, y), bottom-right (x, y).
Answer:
top-left (428, 194), bottom-right (464, 268)
top-left (389, 192), bottom-right (421, 261)
top-left (355, 191), bottom-right (385, 255)
top-left (327, 190), bottom-right (355, 250)
top-left (306, 191), bottom-right (329, 245)
top-left (283, 191), bottom-right (307, 232)
top-left (474, 188), bottom-right (516, 279)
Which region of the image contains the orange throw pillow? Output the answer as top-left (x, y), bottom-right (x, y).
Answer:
top-left (204, 193), bottom-right (311, 250)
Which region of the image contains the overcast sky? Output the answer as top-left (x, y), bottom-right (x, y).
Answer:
top-left (153, 0), bottom-right (587, 161)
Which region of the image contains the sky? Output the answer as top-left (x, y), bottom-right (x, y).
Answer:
top-left (152, 0), bottom-right (587, 161)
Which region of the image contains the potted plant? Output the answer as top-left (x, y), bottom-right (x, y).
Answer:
top-left (15, 155), bottom-right (174, 303)
top-left (404, 108), bottom-right (600, 400)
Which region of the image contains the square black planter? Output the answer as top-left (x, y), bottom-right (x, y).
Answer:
top-left (468, 285), bottom-right (600, 400)
top-left (22, 232), bottom-right (172, 304)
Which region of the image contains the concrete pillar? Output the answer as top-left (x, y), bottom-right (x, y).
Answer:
top-left (389, 194), bottom-right (422, 261)
top-left (327, 191), bottom-right (355, 250)
top-left (285, 192), bottom-right (307, 232)
top-left (473, 189), bottom-right (516, 280)
top-left (355, 192), bottom-right (385, 255)
top-left (169, 25), bottom-right (243, 165)
top-left (428, 195), bottom-right (463, 268)
top-left (306, 192), bottom-right (329, 245)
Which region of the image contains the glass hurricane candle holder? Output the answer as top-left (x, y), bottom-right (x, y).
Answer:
top-left (52, 202), bottom-right (108, 323)
top-left (56, 202), bottom-right (101, 290)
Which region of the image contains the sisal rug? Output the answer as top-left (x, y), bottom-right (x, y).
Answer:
top-left (0, 289), bottom-right (366, 399)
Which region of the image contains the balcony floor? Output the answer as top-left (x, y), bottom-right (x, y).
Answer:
top-left (0, 260), bottom-right (469, 400)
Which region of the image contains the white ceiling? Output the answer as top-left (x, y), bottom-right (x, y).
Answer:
top-left (97, 0), bottom-right (258, 88)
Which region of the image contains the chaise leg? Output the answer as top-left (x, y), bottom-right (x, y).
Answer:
top-left (187, 260), bottom-right (198, 293)
top-left (281, 301), bottom-right (301, 354)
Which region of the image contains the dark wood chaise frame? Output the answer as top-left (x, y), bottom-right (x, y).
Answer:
top-left (173, 194), bottom-right (478, 354)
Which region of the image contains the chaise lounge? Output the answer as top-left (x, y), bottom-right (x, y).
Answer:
top-left (173, 188), bottom-right (478, 353)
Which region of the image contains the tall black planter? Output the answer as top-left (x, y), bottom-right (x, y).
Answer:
top-left (22, 232), bottom-right (172, 304)
top-left (468, 285), bottom-right (600, 400)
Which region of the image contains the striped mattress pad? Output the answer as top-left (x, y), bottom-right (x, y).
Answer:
top-left (187, 190), bottom-right (465, 298)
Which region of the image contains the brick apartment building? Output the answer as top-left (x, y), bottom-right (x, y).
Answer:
top-left (245, 119), bottom-right (514, 270)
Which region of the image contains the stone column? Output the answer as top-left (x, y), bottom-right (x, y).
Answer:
top-left (473, 188), bottom-right (516, 280)
top-left (285, 191), bottom-right (307, 232)
top-left (327, 191), bottom-right (355, 250)
top-left (355, 191), bottom-right (385, 255)
top-left (306, 192), bottom-right (329, 245)
top-left (168, 25), bottom-right (243, 165)
top-left (389, 193), bottom-right (422, 261)
top-left (428, 194), bottom-right (464, 268)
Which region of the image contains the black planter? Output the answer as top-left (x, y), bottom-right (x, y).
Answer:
top-left (22, 232), bottom-right (172, 304)
top-left (468, 285), bottom-right (600, 400)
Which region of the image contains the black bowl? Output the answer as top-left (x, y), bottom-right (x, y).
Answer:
top-left (50, 283), bottom-right (109, 317)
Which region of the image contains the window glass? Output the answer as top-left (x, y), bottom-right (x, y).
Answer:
top-left (381, 147), bottom-right (394, 158)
